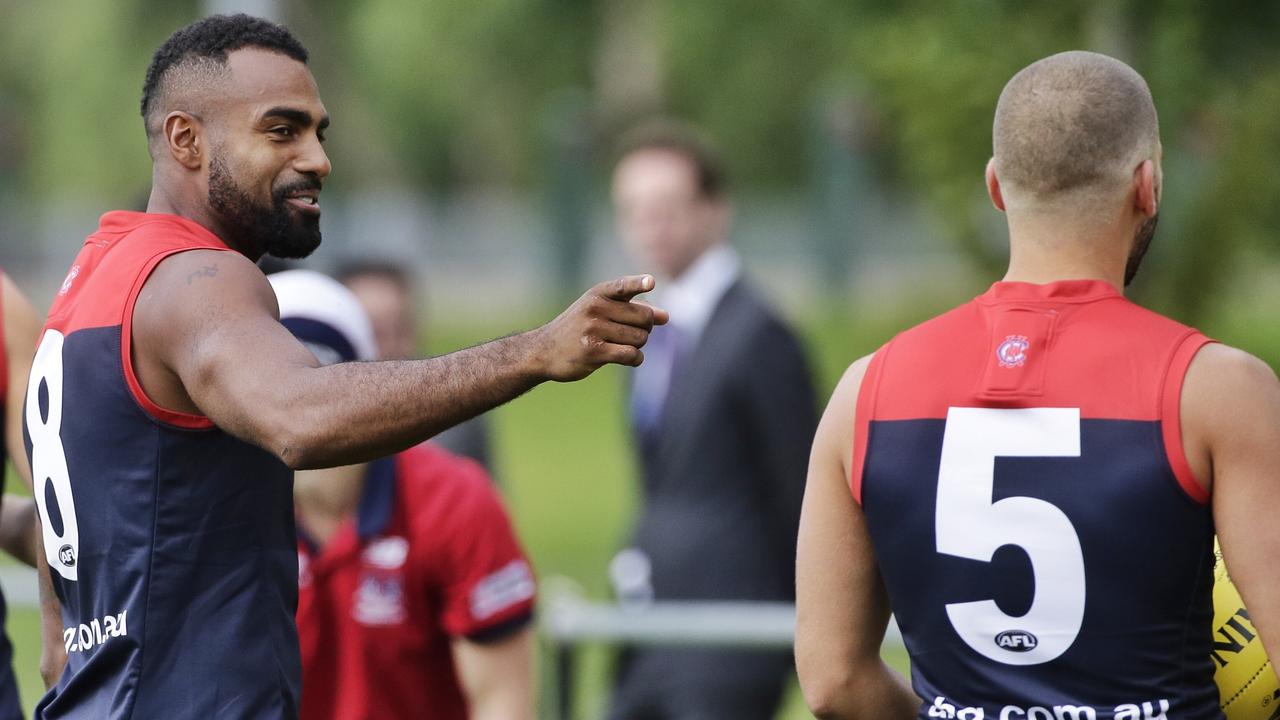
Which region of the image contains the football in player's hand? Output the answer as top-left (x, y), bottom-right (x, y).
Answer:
top-left (1213, 540), bottom-right (1279, 719)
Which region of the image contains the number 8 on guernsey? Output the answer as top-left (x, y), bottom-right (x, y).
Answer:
top-left (27, 329), bottom-right (80, 582)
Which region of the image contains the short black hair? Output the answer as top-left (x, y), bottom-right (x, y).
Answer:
top-left (614, 118), bottom-right (728, 199)
top-left (141, 14), bottom-right (309, 135)
top-left (333, 258), bottom-right (414, 294)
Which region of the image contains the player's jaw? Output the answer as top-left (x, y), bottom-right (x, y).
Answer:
top-left (1124, 213), bottom-right (1157, 287)
top-left (208, 154), bottom-right (323, 260)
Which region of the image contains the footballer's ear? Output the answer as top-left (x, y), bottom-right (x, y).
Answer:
top-left (986, 158), bottom-right (1006, 212)
top-left (164, 111), bottom-right (205, 171)
top-left (1133, 158), bottom-right (1158, 219)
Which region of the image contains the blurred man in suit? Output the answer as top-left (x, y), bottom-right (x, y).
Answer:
top-left (607, 121), bottom-right (819, 719)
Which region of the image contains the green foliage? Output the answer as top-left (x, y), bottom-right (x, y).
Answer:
top-left (0, 1), bottom-right (196, 203)
top-left (4, 1), bottom-right (1280, 323)
top-left (318, 0), bottom-right (596, 188)
top-left (656, 0), bottom-right (846, 187)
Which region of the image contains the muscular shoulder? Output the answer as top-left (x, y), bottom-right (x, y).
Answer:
top-left (1181, 342), bottom-right (1280, 492)
top-left (128, 249), bottom-right (284, 417)
top-left (1183, 343), bottom-right (1277, 425)
top-left (134, 251), bottom-right (277, 353)
top-left (817, 354), bottom-right (874, 476)
top-left (2, 275), bottom-right (40, 366)
top-left (137, 250), bottom-right (277, 320)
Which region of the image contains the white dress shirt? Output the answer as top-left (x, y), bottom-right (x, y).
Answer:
top-left (651, 243), bottom-right (742, 346)
top-left (631, 244), bottom-right (742, 431)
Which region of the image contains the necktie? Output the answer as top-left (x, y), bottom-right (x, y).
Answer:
top-left (631, 323), bottom-right (683, 434)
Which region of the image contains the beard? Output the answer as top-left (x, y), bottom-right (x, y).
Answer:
top-left (1124, 213), bottom-right (1158, 287)
top-left (208, 154), bottom-right (322, 259)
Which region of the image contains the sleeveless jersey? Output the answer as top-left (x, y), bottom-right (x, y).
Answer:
top-left (25, 212), bottom-right (298, 719)
top-left (853, 279), bottom-right (1220, 720)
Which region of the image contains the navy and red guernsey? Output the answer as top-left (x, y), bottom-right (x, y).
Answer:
top-left (854, 280), bottom-right (1222, 720)
top-left (296, 443), bottom-right (536, 720)
top-left (24, 212), bottom-right (297, 719)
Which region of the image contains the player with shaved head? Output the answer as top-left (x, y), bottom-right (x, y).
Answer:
top-left (796, 51), bottom-right (1280, 719)
top-left (28, 14), bottom-right (664, 719)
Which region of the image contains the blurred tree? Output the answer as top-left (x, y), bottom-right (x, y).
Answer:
top-left (797, 0), bottom-right (1280, 321)
top-left (3, 0), bottom-right (1280, 324)
top-left (322, 0), bottom-right (597, 189)
top-left (0, 0), bottom-right (197, 204)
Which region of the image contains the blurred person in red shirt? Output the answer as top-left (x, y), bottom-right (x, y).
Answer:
top-left (272, 269), bottom-right (537, 720)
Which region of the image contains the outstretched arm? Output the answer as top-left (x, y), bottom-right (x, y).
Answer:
top-left (796, 357), bottom-right (919, 720)
top-left (134, 251), bottom-right (667, 469)
top-left (1183, 344), bottom-right (1280, 671)
top-left (0, 274), bottom-right (40, 567)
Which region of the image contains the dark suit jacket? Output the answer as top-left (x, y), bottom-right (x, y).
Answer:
top-left (629, 278), bottom-right (818, 604)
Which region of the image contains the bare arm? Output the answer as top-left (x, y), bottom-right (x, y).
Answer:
top-left (451, 627), bottom-right (536, 720)
top-left (0, 275), bottom-right (40, 566)
top-left (796, 357), bottom-right (919, 720)
top-left (134, 251), bottom-right (667, 469)
top-left (2, 273), bottom-right (38, 488)
top-left (0, 495), bottom-right (37, 567)
top-left (1, 276), bottom-right (67, 686)
top-left (35, 532), bottom-right (65, 688)
top-left (1182, 344), bottom-right (1280, 670)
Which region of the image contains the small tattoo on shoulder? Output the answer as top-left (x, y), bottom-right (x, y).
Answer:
top-left (187, 265), bottom-right (219, 284)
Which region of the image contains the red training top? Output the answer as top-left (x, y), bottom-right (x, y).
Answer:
top-left (297, 443), bottom-right (536, 720)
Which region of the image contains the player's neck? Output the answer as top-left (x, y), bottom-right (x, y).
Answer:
top-left (294, 464), bottom-right (367, 546)
top-left (1002, 213), bottom-right (1129, 292)
top-left (145, 184), bottom-right (260, 260)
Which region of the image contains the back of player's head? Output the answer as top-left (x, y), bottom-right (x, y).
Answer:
top-left (993, 51), bottom-right (1159, 212)
top-left (615, 119), bottom-right (728, 201)
top-left (268, 270), bottom-right (377, 366)
top-left (141, 14), bottom-right (309, 145)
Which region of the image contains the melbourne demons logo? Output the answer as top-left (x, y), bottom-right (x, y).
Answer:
top-left (996, 335), bottom-right (1030, 368)
top-left (59, 265), bottom-right (80, 295)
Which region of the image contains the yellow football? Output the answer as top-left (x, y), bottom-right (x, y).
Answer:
top-left (1214, 541), bottom-right (1280, 719)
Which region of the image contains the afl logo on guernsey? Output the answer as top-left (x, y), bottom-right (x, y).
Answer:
top-left (58, 544), bottom-right (76, 568)
top-left (995, 629), bottom-right (1038, 652)
top-left (996, 334), bottom-right (1030, 368)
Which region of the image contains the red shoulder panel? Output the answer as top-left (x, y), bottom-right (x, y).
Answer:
top-left (45, 212), bottom-right (229, 334)
top-left (866, 282), bottom-right (1201, 422)
top-left (851, 343), bottom-right (890, 506)
top-left (1160, 333), bottom-right (1214, 505)
top-left (44, 212), bottom-right (230, 429)
top-left (853, 280), bottom-right (1212, 506)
